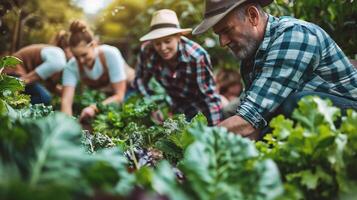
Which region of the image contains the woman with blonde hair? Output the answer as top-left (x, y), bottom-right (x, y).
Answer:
top-left (134, 9), bottom-right (222, 125)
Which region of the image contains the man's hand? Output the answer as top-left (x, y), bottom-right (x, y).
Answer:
top-left (79, 105), bottom-right (97, 122)
top-left (218, 115), bottom-right (259, 140)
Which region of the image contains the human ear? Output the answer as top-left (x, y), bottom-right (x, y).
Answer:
top-left (246, 6), bottom-right (259, 26)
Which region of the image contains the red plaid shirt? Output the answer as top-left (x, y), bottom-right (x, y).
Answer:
top-left (134, 37), bottom-right (222, 125)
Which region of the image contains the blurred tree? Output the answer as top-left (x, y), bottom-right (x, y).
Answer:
top-left (94, 0), bottom-right (147, 62)
top-left (0, 0), bottom-right (83, 54)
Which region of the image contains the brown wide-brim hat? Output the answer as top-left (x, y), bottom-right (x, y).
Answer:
top-left (140, 9), bottom-right (192, 42)
top-left (193, 0), bottom-right (273, 35)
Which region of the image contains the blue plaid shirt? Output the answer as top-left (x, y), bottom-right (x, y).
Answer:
top-left (238, 14), bottom-right (357, 129)
top-left (134, 37), bottom-right (223, 125)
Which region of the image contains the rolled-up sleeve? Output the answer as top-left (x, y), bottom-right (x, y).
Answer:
top-left (237, 25), bottom-right (319, 128)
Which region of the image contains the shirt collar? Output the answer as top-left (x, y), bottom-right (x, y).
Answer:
top-left (177, 37), bottom-right (190, 63)
top-left (258, 14), bottom-right (275, 52)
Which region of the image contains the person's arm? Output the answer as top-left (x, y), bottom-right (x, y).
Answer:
top-left (79, 80), bottom-right (127, 121)
top-left (195, 55), bottom-right (223, 126)
top-left (80, 46), bottom-right (128, 121)
top-left (218, 115), bottom-right (259, 139)
top-left (219, 25), bottom-right (319, 139)
top-left (93, 45), bottom-right (127, 105)
top-left (103, 80), bottom-right (126, 104)
top-left (20, 70), bottom-right (41, 84)
top-left (61, 59), bottom-right (78, 116)
top-left (61, 86), bottom-right (75, 116)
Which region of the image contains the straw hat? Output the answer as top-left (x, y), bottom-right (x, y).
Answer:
top-left (140, 9), bottom-right (192, 42)
top-left (193, 0), bottom-right (273, 35)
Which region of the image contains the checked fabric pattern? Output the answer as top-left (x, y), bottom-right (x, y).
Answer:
top-left (134, 37), bottom-right (222, 125)
top-left (238, 14), bottom-right (357, 129)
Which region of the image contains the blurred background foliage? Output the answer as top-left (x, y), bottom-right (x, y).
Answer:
top-left (95, 0), bottom-right (357, 68)
top-left (1, 0), bottom-right (356, 69)
top-left (0, 0), bottom-right (82, 55)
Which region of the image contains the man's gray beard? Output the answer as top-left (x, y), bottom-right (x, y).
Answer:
top-left (229, 37), bottom-right (259, 60)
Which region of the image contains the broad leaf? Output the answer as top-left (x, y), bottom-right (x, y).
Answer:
top-left (0, 113), bottom-right (135, 197)
top-left (0, 56), bottom-right (22, 69)
top-left (179, 125), bottom-right (283, 200)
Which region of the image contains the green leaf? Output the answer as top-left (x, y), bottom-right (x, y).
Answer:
top-left (328, 134), bottom-right (347, 169)
top-left (270, 115), bottom-right (295, 140)
top-left (0, 113), bottom-right (135, 197)
top-left (179, 126), bottom-right (283, 200)
top-left (151, 161), bottom-right (189, 200)
top-left (292, 96), bottom-right (340, 131)
top-left (300, 170), bottom-right (319, 189)
top-left (0, 56), bottom-right (22, 69)
top-left (0, 100), bottom-right (6, 114)
top-left (0, 73), bottom-right (29, 109)
top-left (257, 96), bottom-right (355, 199)
top-left (341, 110), bottom-right (357, 135)
top-left (190, 112), bottom-right (208, 126)
top-left (313, 97), bottom-right (340, 129)
top-left (0, 75), bottom-right (25, 93)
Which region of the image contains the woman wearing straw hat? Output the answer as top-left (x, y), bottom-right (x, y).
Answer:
top-left (134, 9), bottom-right (223, 125)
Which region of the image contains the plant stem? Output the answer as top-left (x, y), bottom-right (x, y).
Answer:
top-left (130, 139), bottom-right (139, 170)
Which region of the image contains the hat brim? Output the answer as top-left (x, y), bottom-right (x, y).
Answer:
top-left (140, 28), bottom-right (192, 42)
top-left (192, 0), bottom-right (273, 35)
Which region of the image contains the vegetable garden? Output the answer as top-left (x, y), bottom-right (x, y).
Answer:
top-left (1, 55), bottom-right (357, 200)
top-left (1, 0), bottom-right (357, 199)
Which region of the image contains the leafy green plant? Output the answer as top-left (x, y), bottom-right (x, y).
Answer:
top-left (155, 113), bottom-right (207, 164)
top-left (256, 96), bottom-right (357, 200)
top-left (0, 56), bottom-right (30, 111)
top-left (0, 113), bottom-right (135, 199)
top-left (93, 99), bottom-right (157, 138)
top-left (16, 104), bottom-right (54, 119)
top-left (92, 78), bottom-right (172, 149)
top-left (112, 121), bottom-right (282, 200)
top-left (72, 86), bottom-right (107, 116)
top-left (91, 97), bottom-right (208, 165)
top-left (1, 110), bottom-right (284, 200)
top-left (177, 124), bottom-right (283, 200)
